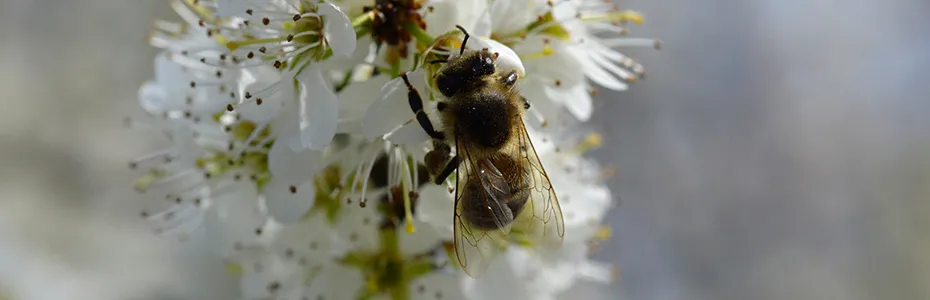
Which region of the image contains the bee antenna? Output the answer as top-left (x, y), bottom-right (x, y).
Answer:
top-left (455, 25), bottom-right (470, 55)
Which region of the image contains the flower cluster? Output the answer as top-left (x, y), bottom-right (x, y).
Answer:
top-left (129, 0), bottom-right (655, 298)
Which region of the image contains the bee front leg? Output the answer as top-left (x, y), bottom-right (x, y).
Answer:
top-left (402, 72), bottom-right (445, 140)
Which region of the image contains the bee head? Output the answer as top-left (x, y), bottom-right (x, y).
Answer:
top-left (436, 50), bottom-right (496, 97)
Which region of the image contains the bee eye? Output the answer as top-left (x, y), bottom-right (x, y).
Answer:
top-left (484, 57), bottom-right (493, 64)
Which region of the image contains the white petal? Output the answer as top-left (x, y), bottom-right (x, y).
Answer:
top-left (520, 79), bottom-right (563, 125)
top-left (294, 65), bottom-right (338, 150)
top-left (414, 185), bottom-right (455, 240)
top-left (236, 67), bottom-right (286, 123)
top-left (268, 140), bottom-right (326, 185)
top-left (262, 178), bottom-right (316, 224)
top-left (569, 44), bottom-right (629, 90)
top-left (470, 37), bottom-right (525, 78)
top-left (303, 264), bottom-right (362, 300)
top-left (138, 81), bottom-right (171, 113)
top-left (410, 273), bottom-right (466, 300)
top-left (575, 260), bottom-right (614, 283)
top-left (423, 0), bottom-right (458, 37)
top-left (545, 84), bottom-right (592, 121)
top-left (214, 0), bottom-right (252, 18)
top-left (238, 253), bottom-right (304, 299)
top-left (489, 0), bottom-right (546, 36)
top-left (270, 217), bottom-right (333, 262)
top-left (337, 75), bottom-right (390, 122)
top-left (462, 253), bottom-right (525, 300)
top-left (202, 184), bottom-right (267, 255)
top-left (153, 51), bottom-right (190, 89)
top-left (398, 219), bottom-right (444, 256)
top-left (426, 0), bottom-right (490, 37)
top-left (332, 204), bottom-right (382, 253)
top-left (386, 121), bottom-right (430, 146)
top-left (361, 71), bottom-right (427, 139)
top-left (319, 3), bottom-right (357, 56)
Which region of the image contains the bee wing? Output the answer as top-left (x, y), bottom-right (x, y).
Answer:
top-left (452, 137), bottom-right (514, 277)
top-left (510, 121), bottom-right (565, 248)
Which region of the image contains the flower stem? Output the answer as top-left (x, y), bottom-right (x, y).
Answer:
top-left (403, 22), bottom-right (434, 47)
top-left (353, 11), bottom-right (374, 39)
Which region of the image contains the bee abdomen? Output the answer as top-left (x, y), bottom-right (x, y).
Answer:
top-left (461, 178), bottom-right (530, 230)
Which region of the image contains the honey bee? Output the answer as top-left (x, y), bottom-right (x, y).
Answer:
top-left (400, 25), bottom-right (565, 277)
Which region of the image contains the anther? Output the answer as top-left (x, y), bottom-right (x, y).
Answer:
top-left (226, 104), bottom-right (234, 111)
top-left (246, 9), bottom-right (253, 15)
top-left (289, 185), bottom-right (297, 193)
top-left (256, 98), bottom-right (263, 105)
top-left (262, 18), bottom-right (270, 25)
top-left (293, 14), bottom-right (302, 21)
top-left (273, 61), bottom-right (282, 69)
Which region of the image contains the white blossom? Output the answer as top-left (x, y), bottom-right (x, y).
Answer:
top-left (127, 0), bottom-right (653, 299)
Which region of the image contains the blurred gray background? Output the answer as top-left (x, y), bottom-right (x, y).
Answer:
top-left (2, 0), bottom-right (929, 299)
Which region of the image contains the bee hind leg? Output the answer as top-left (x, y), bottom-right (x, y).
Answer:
top-left (425, 141), bottom-right (458, 185)
top-left (433, 155), bottom-right (460, 185)
top-left (402, 72), bottom-right (445, 140)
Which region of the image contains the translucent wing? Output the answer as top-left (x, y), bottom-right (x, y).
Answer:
top-left (509, 121), bottom-right (565, 248)
top-left (452, 137), bottom-right (513, 277)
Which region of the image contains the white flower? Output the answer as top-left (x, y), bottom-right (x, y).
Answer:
top-left (484, 0), bottom-right (658, 123)
top-left (228, 217), bottom-right (337, 299)
top-left (178, 0), bottom-right (358, 151)
top-left (130, 0), bottom-right (652, 299)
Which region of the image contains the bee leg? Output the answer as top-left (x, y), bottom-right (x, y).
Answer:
top-left (455, 25), bottom-right (470, 55)
top-left (521, 96), bottom-right (531, 110)
top-left (434, 155), bottom-right (460, 185)
top-left (502, 71), bottom-right (518, 87)
top-left (402, 72), bottom-right (445, 140)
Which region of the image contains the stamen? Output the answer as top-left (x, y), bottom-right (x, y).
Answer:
top-left (519, 44), bottom-right (555, 61)
top-left (579, 10), bottom-right (644, 24)
top-left (226, 36), bottom-right (291, 51)
top-left (401, 158), bottom-right (416, 233)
